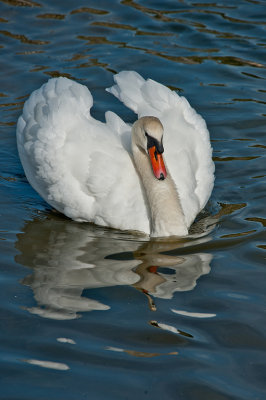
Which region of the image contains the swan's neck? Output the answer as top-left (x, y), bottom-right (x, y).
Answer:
top-left (133, 145), bottom-right (188, 237)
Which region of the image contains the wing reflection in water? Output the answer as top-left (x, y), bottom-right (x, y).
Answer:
top-left (15, 215), bottom-right (212, 319)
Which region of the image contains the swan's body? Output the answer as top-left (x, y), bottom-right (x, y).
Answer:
top-left (17, 71), bottom-right (214, 237)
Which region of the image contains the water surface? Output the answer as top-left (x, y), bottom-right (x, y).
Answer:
top-left (0, 0), bottom-right (266, 399)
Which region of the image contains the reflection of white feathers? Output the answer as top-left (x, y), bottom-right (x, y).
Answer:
top-left (17, 71), bottom-right (214, 235)
top-left (152, 253), bottom-right (211, 299)
top-left (19, 223), bottom-right (141, 319)
top-left (17, 218), bottom-right (212, 319)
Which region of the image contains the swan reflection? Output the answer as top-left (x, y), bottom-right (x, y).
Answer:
top-left (15, 215), bottom-right (212, 319)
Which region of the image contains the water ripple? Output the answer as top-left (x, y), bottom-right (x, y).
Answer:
top-left (0, 0), bottom-right (266, 399)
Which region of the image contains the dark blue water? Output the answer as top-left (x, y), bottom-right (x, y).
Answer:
top-left (0, 0), bottom-right (266, 399)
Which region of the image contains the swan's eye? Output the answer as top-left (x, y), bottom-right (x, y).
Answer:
top-left (145, 132), bottom-right (164, 154)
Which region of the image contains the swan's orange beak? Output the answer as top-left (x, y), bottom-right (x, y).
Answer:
top-left (148, 146), bottom-right (167, 180)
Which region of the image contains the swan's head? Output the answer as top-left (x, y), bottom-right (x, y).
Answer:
top-left (132, 116), bottom-right (167, 180)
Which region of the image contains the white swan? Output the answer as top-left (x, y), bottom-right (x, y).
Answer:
top-left (16, 71), bottom-right (214, 237)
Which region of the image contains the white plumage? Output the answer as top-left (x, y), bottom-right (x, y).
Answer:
top-left (17, 71), bottom-right (214, 236)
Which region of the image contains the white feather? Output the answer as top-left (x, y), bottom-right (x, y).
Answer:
top-left (17, 72), bottom-right (214, 235)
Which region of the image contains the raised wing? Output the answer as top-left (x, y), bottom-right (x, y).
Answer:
top-left (107, 71), bottom-right (215, 226)
top-left (17, 77), bottom-right (150, 233)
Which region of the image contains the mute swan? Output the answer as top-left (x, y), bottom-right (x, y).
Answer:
top-left (16, 71), bottom-right (214, 237)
